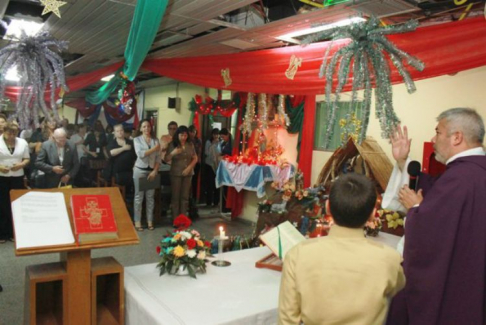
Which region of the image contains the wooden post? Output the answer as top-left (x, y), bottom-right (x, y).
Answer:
top-left (61, 250), bottom-right (92, 325)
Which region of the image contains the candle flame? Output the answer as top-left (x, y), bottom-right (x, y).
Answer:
top-left (219, 226), bottom-right (223, 231)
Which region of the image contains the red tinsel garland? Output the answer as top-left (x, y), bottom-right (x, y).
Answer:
top-left (194, 94), bottom-right (238, 117)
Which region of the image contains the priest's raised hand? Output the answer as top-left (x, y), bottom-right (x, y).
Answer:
top-left (390, 124), bottom-right (411, 171)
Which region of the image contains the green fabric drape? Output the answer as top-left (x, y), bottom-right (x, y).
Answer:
top-left (86, 0), bottom-right (168, 104)
top-left (285, 97), bottom-right (305, 160)
top-left (123, 0), bottom-right (167, 80)
top-left (85, 68), bottom-right (123, 104)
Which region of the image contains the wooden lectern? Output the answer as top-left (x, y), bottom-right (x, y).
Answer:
top-left (11, 187), bottom-right (139, 325)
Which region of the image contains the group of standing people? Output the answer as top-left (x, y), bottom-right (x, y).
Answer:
top-left (133, 119), bottom-right (232, 231)
top-left (0, 113), bottom-right (234, 240)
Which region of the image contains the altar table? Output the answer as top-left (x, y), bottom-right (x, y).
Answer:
top-left (216, 160), bottom-right (295, 198)
top-left (125, 247), bottom-right (281, 325)
top-left (124, 233), bottom-right (401, 325)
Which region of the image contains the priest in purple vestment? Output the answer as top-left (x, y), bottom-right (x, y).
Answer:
top-left (386, 108), bottom-right (486, 325)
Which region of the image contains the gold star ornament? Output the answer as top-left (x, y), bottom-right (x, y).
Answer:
top-left (40, 0), bottom-right (68, 18)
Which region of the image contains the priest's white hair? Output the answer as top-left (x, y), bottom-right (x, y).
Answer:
top-left (438, 108), bottom-right (485, 145)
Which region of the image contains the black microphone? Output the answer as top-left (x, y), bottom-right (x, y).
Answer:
top-left (407, 161), bottom-right (421, 191)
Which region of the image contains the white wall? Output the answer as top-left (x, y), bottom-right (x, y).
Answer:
top-left (59, 105), bottom-right (77, 124)
top-left (144, 83), bottom-right (206, 138)
top-left (311, 66), bottom-right (486, 185)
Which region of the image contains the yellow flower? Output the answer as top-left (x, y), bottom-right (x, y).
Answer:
top-left (197, 240), bottom-right (204, 247)
top-left (173, 245), bottom-right (185, 257)
top-left (173, 233), bottom-right (182, 240)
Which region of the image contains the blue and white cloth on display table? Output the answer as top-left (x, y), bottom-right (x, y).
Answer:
top-left (216, 160), bottom-right (295, 198)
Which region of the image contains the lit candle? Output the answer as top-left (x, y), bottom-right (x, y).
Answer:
top-left (219, 226), bottom-right (225, 239)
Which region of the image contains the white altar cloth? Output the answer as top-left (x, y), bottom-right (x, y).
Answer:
top-left (124, 233), bottom-right (401, 325)
top-left (125, 246), bottom-right (281, 325)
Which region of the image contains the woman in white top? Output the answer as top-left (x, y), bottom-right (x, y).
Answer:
top-left (133, 119), bottom-right (160, 231)
top-left (0, 122), bottom-right (30, 243)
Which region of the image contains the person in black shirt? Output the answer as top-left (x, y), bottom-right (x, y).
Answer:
top-left (218, 128), bottom-right (232, 213)
top-left (106, 124), bottom-right (136, 193)
top-left (219, 128), bottom-right (232, 156)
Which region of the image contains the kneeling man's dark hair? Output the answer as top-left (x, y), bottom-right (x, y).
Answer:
top-left (329, 173), bottom-right (377, 228)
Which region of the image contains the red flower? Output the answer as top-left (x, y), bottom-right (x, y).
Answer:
top-left (156, 246), bottom-right (161, 254)
top-left (205, 241), bottom-right (211, 248)
top-left (187, 238), bottom-right (197, 250)
top-left (173, 214), bottom-right (192, 230)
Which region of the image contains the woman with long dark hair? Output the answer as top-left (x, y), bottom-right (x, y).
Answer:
top-left (165, 125), bottom-right (197, 219)
top-left (133, 119), bottom-right (160, 231)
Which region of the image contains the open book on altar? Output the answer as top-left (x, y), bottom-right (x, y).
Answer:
top-left (12, 192), bottom-right (75, 249)
top-left (256, 221), bottom-right (306, 271)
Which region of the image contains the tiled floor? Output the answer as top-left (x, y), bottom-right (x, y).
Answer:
top-left (0, 207), bottom-right (255, 325)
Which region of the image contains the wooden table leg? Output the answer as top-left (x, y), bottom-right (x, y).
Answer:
top-left (61, 250), bottom-right (92, 325)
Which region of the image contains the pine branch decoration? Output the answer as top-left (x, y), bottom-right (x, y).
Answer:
top-left (306, 16), bottom-right (424, 147)
top-left (0, 29), bottom-right (69, 128)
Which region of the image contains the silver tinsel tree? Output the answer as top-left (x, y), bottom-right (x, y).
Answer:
top-left (0, 26), bottom-right (69, 128)
top-left (306, 16), bottom-right (424, 147)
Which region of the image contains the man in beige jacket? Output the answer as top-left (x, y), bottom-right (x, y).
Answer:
top-left (279, 174), bottom-right (405, 325)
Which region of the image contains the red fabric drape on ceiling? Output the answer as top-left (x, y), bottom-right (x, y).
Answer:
top-left (141, 17), bottom-right (486, 95)
top-left (4, 62), bottom-right (124, 102)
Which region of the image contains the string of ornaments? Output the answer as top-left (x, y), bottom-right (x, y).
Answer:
top-left (240, 93), bottom-right (290, 135)
top-left (305, 16), bottom-right (424, 147)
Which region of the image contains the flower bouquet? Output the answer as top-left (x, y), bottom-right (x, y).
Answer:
top-left (364, 216), bottom-right (382, 237)
top-left (378, 209), bottom-right (405, 236)
top-left (156, 215), bottom-right (212, 279)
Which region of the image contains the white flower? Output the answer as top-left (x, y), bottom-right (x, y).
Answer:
top-left (180, 231), bottom-right (192, 240)
top-left (197, 251), bottom-right (206, 259)
top-left (186, 249), bottom-right (197, 258)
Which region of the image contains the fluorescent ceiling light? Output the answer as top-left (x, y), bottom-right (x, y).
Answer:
top-left (5, 19), bottom-right (44, 40)
top-left (277, 17), bottom-right (366, 44)
top-left (5, 66), bottom-right (19, 82)
top-left (101, 74), bottom-right (115, 82)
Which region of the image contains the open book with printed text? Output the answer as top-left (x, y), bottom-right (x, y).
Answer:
top-left (12, 192), bottom-right (75, 249)
top-left (259, 221), bottom-right (306, 262)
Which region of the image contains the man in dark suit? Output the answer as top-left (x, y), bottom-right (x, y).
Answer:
top-left (35, 127), bottom-right (79, 188)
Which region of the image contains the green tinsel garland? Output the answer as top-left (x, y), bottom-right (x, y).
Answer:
top-left (306, 16), bottom-right (424, 147)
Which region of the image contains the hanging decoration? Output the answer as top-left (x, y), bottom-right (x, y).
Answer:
top-left (40, 0), bottom-right (67, 18)
top-left (66, 96), bottom-right (137, 123)
top-left (305, 16), bottom-right (424, 147)
top-left (221, 68), bottom-right (232, 87)
top-left (117, 74), bottom-right (136, 114)
top-left (276, 95), bottom-right (291, 128)
top-left (0, 29), bottom-right (69, 128)
top-left (285, 54), bottom-right (303, 80)
top-left (339, 112), bottom-right (362, 144)
top-left (188, 91), bottom-right (241, 133)
top-left (189, 92), bottom-right (239, 117)
top-left (258, 93), bottom-right (269, 129)
top-left (240, 93), bottom-right (255, 135)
